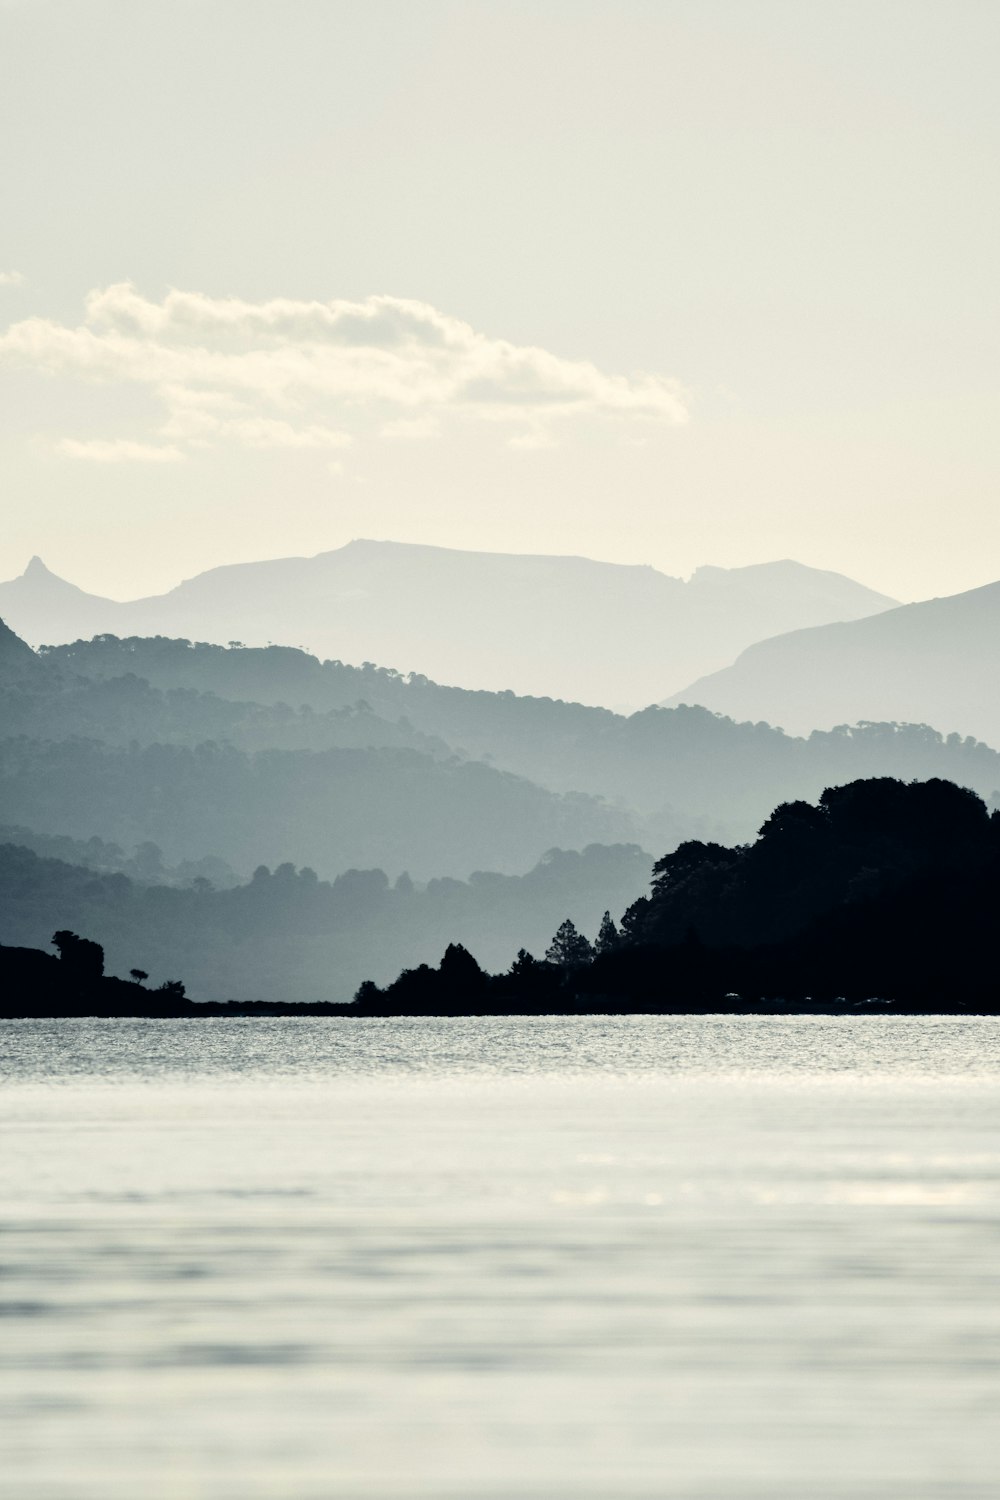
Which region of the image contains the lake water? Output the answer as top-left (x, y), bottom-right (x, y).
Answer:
top-left (2, 1016), bottom-right (999, 1499)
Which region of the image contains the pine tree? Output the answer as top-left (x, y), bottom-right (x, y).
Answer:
top-left (545, 918), bottom-right (594, 969)
top-left (594, 911), bottom-right (620, 956)
top-left (509, 948), bottom-right (540, 979)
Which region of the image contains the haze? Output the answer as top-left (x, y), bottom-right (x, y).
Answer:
top-left (1, 0), bottom-right (997, 602)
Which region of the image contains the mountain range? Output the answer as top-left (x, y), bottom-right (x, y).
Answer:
top-left (667, 579), bottom-right (1000, 747)
top-left (0, 541), bottom-right (896, 709)
top-left (3, 606), bottom-right (1000, 1000)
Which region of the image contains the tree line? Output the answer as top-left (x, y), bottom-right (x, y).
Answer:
top-left (350, 778), bottom-right (1000, 1014)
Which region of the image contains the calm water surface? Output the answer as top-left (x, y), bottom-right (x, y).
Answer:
top-left (2, 1016), bottom-right (999, 1499)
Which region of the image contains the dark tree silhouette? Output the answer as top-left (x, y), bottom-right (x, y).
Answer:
top-left (155, 979), bottom-right (187, 999)
top-left (351, 778), bottom-right (1000, 1014)
top-left (51, 929), bottom-right (104, 982)
top-left (129, 968), bottom-right (149, 984)
top-left (438, 942), bottom-right (487, 997)
top-left (594, 911), bottom-right (620, 955)
top-left (509, 947), bottom-right (540, 979)
top-left (545, 918), bottom-right (594, 968)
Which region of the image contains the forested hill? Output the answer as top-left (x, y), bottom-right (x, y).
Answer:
top-left (356, 778), bottom-right (1000, 1014)
top-left (0, 738), bottom-right (635, 881)
top-left (32, 632), bottom-right (1000, 837)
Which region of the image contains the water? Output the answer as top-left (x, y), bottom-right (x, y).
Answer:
top-left (2, 1016), bottom-right (999, 1499)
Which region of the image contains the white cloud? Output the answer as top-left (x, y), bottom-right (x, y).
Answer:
top-left (0, 283), bottom-right (688, 456)
top-left (57, 437), bottom-right (183, 463)
top-left (381, 415), bottom-right (441, 440)
top-left (0, 270), bottom-right (25, 287)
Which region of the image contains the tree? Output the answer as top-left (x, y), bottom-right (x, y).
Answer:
top-left (509, 948), bottom-right (540, 979)
top-left (129, 968), bottom-right (149, 985)
top-left (155, 979), bottom-right (186, 998)
top-left (438, 943), bottom-right (486, 993)
top-left (545, 918), bottom-right (593, 969)
top-left (650, 840), bottom-right (735, 897)
top-left (51, 930), bottom-right (104, 982)
top-left (594, 911), bottom-right (620, 956)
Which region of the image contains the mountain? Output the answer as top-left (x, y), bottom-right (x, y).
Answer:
top-left (0, 541), bottom-right (896, 708)
top-left (0, 556), bottom-right (122, 645)
top-left (13, 627), bottom-right (1000, 851)
top-left (0, 613), bottom-right (42, 682)
top-left (665, 580), bottom-right (1000, 745)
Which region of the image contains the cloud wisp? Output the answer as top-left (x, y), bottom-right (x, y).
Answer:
top-left (0, 283), bottom-right (688, 459)
top-left (0, 270), bottom-right (26, 287)
top-left (56, 438), bottom-right (183, 463)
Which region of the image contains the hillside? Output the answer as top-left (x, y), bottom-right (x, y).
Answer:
top-left (0, 541), bottom-right (896, 707)
top-left (666, 579), bottom-right (1000, 745)
top-left (0, 737), bottom-right (635, 881)
top-left (33, 631), bottom-right (1000, 839)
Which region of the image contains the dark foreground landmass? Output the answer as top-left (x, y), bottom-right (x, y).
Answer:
top-left (3, 776), bottom-right (1000, 1018)
top-left (0, 937), bottom-right (994, 1017)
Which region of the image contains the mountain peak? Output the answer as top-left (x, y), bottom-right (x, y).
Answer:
top-left (23, 555), bottom-right (54, 578)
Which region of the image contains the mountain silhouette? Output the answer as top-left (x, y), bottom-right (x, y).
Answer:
top-left (0, 540), bottom-right (895, 708)
top-left (0, 556), bottom-right (119, 642)
top-left (665, 579), bottom-right (1000, 745)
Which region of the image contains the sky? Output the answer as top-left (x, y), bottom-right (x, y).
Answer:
top-left (1, 0), bottom-right (997, 603)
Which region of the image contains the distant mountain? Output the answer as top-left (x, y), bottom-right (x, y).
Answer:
top-left (665, 580), bottom-right (1000, 745)
top-left (0, 556), bottom-right (120, 645)
top-left (0, 541), bottom-right (896, 708)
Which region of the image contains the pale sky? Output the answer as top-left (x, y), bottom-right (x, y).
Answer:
top-left (1, 0), bottom-right (998, 602)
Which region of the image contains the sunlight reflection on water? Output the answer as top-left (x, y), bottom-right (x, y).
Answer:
top-left (1, 1016), bottom-right (998, 1499)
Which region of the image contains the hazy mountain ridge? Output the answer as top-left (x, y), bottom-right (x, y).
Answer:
top-left (666, 579), bottom-right (1000, 745)
top-left (30, 631), bottom-right (1000, 833)
top-left (0, 736), bottom-right (637, 882)
top-left (0, 540), bottom-right (897, 707)
top-left (0, 823), bottom-right (242, 889)
top-left (1, 666), bottom-right (456, 759)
